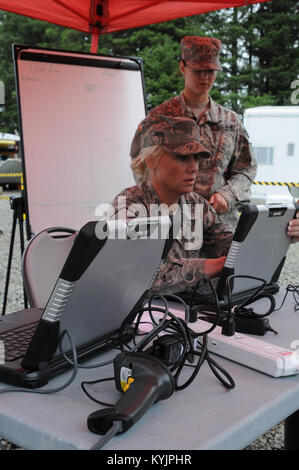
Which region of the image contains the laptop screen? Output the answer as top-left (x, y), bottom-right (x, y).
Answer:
top-left (217, 202), bottom-right (298, 299)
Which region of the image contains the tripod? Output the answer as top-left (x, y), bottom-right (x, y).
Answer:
top-left (2, 195), bottom-right (28, 315)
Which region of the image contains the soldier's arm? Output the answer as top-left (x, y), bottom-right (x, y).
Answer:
top-left (201, 199), bottom-right (234, 257)
top-left (150, 201), bottom-right (233, 294)
top-left (150, 247), bottom-right (226, 295)
top-left (215, 120), bottom-right (257, 210)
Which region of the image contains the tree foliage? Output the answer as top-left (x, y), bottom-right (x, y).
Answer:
top-left (0, 1), bottom-right (298, 132)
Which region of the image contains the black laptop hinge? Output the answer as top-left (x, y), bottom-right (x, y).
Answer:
top-left (21, 320), bottom-right (60, 370)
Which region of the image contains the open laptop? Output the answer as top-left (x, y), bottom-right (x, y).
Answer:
top-left (176, 202), bottom-right (299, 308)
top-left (0, 216), bottom-right (172, 388)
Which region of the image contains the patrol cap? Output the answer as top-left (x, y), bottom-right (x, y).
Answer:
top-left (181, 36), bottom-right (222, 71)
top-left (130, 115), bottom-right (211, 159)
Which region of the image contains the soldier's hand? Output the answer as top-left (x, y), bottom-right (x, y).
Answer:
top-left (204, 256), bottom-right (226, 278)
top-left (208, 192), bottom-right (228, 214)
top-left (287, 213), bottom-right (299, 244)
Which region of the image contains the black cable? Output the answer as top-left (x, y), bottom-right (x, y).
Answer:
top-left (131, 306), bottom-right (168, 348)
top-left (119, 278), bottom-right (221, 359)
top-left (161, 282), bottom-right (234, 390)
top-left (170, 274), bottom-right (223, 335)
top-left (132, 309), bottom-right (172, 352)
top-left (235, 292), bottom-right (276, 318)
top-left (218, 274), bottom-right (275, 335)
top-left (129, 290), bottom-right (235, 392)
top-left (194, 341), bottom-right (235, 389)
top-left (166, 318), bottom-right (195, 375)
top-left (117, 302), bottom-right (171, 353)
top-left (274, 284), bottom-right (299, 312)
top-left (125, 295), bottom-right (191, 385)
top-left (91, 421), bottom-right (123, 450)
top-left (189, 274), bottom-right (275, 318)
top-left (141, 314), bottom-right (189, 369)
top-left (158, 293), bottom-right (190, 323)
top-left (205, 352), bottom-right (235, 390)
top-left (172, 337), bottom-right (235, 390)
top-left (226, 274), bottom-right (267, 315)
top-left (81, 377), bottom-right (115, 406)
top-left (59, 350), bottom-right (114, 370)
top-left (147, 293), bottom-right (173, 325)
top-left (196, 273), bottom-right (222, 335)
top-left (173, 335), bottom-right (208, 391)
top-left (131, 296), bottom-right (191, 356)
top-left (188, 275), bottom-right (217, 307)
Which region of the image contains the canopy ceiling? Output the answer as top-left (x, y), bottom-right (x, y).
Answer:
top-left (0, 0), bottom-right (271, 36)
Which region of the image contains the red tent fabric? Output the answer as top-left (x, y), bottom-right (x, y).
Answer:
top-left (0, 1), bottom-right (271, 43)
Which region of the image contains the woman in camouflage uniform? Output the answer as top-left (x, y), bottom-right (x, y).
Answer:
top-left (112, 115), bottom-right (233, 294)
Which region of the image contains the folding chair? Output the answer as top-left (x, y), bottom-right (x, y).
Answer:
top-left (22, 227), bottom-right (77, 309)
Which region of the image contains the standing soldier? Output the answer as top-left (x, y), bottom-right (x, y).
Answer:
top-left (130, 36), bottom-right (257, 228)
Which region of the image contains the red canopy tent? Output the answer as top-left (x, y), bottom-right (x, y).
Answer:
top-left (0, 0), bottom-right (271, 52)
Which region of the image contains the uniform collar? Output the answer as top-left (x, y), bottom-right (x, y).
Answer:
top-left (179, 91), bottom-right (219, 124)
top-left (140, 181), bottom-right (196, 219)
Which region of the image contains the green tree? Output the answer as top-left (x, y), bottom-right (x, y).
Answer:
top-left (245, 0), bottom-right (299, 106)
top-left (0, 3), bottom-right (298, 132)
top-left (97, 18), bottom-right (208, 109)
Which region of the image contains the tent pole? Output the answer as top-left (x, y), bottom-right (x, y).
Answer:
top-left (90, 30), bottom-right (99, 54)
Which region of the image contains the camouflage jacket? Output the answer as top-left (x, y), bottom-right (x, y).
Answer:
top-left (131, 93), bottom-right (257, 227)
top-left (111, 181), bottom-right (233, 294)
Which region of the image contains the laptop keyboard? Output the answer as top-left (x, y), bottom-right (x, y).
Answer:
top-left (0, 322), bottom-right (38, 362)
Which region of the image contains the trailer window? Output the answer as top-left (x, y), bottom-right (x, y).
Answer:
top-left (252, 146), bottom-right (274, 165)
top-left (287, 143), bottom-right (295, 157)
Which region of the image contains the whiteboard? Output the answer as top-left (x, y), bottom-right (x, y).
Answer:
top-left (14, 45), bottom-right (146, 235)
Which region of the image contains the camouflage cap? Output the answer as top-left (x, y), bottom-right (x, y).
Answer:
top-left (181, 36), bottom-right (222, 71)
top-left (130, 115), bottom-right (211, 159)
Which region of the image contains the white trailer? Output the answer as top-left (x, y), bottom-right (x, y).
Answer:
top-left (243, 106), bottom-right (299, 203)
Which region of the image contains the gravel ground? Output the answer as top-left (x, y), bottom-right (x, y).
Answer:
top-left (0, 189), bottom-right (298, 450)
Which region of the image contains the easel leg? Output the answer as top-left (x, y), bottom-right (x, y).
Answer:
top-left (18, 204), bottom-right (28, 309)
top-left (2, 207), bottom-right (17, 316)
top-left (1, 196), bottom-right (27, 316)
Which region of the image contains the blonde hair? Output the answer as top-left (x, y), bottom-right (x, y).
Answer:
top-left (130, 145), bottom-right (165, 183)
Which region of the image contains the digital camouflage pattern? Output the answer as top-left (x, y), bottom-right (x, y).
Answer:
top-left (181, 36), bottom-right (222, 71)
top-left (130, 93), bottom-right (257, 228)
top-left (135, 115), bottom-right (211, 158)
top-left (111, 181), bottom-right (233, 294)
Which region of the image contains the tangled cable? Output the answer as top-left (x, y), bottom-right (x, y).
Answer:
top-left (113, 275), bottom-right (235, 392)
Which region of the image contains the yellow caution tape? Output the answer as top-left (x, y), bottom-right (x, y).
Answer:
top-left (0, 172), bottom-right (22, 178)
top-left (253, 181), bottom-right (299, 187)
top-left (1, 174), bottom-right (299, 187)
top-left (0, 196), bottom-right (10, 200)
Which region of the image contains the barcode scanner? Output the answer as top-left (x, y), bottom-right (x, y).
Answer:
top-left (87, 352), bottom-right (175, 435)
